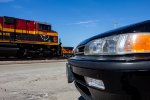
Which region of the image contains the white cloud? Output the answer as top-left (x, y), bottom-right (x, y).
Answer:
top-left (0, 0), bottom-right (14, 3)
top-left (70, 20), bottom-right (100, 25)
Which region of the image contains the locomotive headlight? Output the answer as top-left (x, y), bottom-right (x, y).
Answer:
top-left (84, 33), bottom-right (150, 55)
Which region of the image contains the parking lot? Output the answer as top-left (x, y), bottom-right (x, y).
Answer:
top-left (0, 60), bottom-right (79, 100)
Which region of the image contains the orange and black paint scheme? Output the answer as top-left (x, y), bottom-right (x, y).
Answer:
top-left (0, 16), bottom-right (60, 57)
top-left (62, 47), bottom-right (74, 58)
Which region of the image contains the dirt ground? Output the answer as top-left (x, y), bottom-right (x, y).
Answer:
top-left (0, 61), bottom-right (80, 100)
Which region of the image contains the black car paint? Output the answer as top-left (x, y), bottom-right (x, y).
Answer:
top-left (67, 20), bottom-right (150, 100)
top-left (78, 20), bottom-right (150, 46)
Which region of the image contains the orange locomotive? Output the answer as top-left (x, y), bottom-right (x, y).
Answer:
top-left (0, 16), bottom-right (60, 57)
top-left (62, 47), bottom-right (74, 58)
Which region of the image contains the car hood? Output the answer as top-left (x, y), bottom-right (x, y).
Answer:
top-left (77, 20), bottom-right (150, 47)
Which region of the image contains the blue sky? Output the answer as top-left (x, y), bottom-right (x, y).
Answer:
top-left (0, 0), bottom-right (150, 47)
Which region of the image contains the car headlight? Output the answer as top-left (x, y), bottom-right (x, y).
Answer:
top-left (84, 33), bottom-right (150, 55)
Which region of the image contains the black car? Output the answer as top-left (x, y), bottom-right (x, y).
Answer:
top-left (66, 20), bottom-right (150, 100)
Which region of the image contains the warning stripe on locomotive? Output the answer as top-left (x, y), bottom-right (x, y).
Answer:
top-left (2, 28), bottom-right (58, 36)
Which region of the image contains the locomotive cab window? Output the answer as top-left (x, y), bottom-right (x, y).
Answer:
top-left (39, 24), bottom-right (51, 31)
top-left (4, 16), bottom-right (15, 24)
top-left (47, 25), bottom-right (51, 31)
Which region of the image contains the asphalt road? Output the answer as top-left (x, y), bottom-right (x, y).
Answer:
top-left (0, 61), bottom-right (80, 100)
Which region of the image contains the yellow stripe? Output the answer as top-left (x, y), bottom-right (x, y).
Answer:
top-left (2, 28), bottom-right (58, 36)
top-left (15, 40), bottom-right (58, 45)
top-left (3, 28), bottom-right (15, 32)
top-left (16, 30), bottom-right (28, 34)
top-left (16, 30), bottom-right (35, 34)
top-left (38, 31), bottom-right (58, 36)
top-left (0, 40), bottom-right (10, 42)
top-left (3, 28), bottom-right (35, 34)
